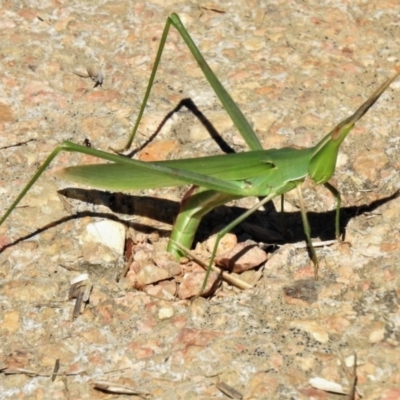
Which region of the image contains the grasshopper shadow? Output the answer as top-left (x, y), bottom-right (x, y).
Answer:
top-left (224, 190), bottom-right (398, 245)
top-left (58, 187), bottom-right (398, 247)
top-left (2, 188), bottom-right (396, 254)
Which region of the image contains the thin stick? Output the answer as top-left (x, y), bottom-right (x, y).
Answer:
top-left (171, 240), bottom-right (253, 290)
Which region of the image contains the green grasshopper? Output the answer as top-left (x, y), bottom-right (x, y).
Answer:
top-left (1, 13), bottom-right (398, 294)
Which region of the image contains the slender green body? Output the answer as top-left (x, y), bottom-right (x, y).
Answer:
top-left (0, 12), bottom-right (398, 293)
top-left (57, 70), bottom-right (398, 264)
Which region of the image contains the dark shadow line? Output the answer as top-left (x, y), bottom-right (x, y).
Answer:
top-left (0, 210), bottom-right (171, 254)
top-left (126, 98), bottom-right (235, 158)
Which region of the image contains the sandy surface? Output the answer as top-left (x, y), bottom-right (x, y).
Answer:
top-left (1, 1), bottom-right (400, 399)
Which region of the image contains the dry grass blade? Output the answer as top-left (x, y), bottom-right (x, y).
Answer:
top-left (309, 377), bottom-right (348, 395)
top-left (348, 353), bottom-right (358, 400)
top-left (92, 380), bottom-right (149, 397)
top-left (216, 381), bottom-right (243, 399)
top-left (69, 274), bottom-right (93, 319)
top-left (51, 359), bottom-right (60, 382)
top-left (2, 368), bottom-right (85, 377)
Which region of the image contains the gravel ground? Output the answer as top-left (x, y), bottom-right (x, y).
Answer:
top-left (1, 1), bottom-right (400, 399)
